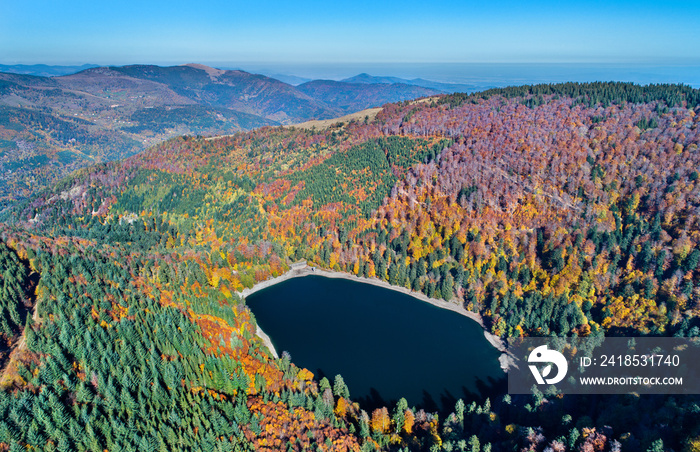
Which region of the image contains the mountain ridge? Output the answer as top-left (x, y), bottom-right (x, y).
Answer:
top-left (341, 72), bottom-right (481, 93)
top-left (297, 79), bottom-right (439, 114)
top-left (0, 63), bottom-right (440, 208)
top-left (0, 63), bottom-right (100, 77)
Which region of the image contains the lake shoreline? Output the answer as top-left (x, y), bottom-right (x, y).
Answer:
top-left (240, 263), bottom-right (513, 372)
top-left (255, 325), bottom-right (278, 359)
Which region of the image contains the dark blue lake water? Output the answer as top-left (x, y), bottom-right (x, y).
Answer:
top-left (246, 275), bottom-right (505, 413)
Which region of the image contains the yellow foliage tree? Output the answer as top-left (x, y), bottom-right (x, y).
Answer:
top-left (403, 409), bottom-right (414, 434)
top-left (371, 407), bottom-right (390, 434)
top-left (335, 397), bottom-right (348, 418)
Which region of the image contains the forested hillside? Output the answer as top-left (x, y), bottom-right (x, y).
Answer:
top-left (2, 82), bottom-right (700, 451)
top-left (296, 80), bottom-right (439, 114)
top-left (0, 64), bottom-right (439, 209)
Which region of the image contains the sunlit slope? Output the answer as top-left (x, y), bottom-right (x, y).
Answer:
top-left (17, 82), bottom-right (700, 338)
top-left (3, 81), bottom-right (700, 451)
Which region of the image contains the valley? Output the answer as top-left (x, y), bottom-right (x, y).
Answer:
top-left (0, 64), bottom-right (440, 209)
top-left (0, 81), bottom-right (698, 451)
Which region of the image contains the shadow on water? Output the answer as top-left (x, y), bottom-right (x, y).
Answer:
top-left (311, 349), bottom-right (507, 418)
top-left (435, 375), bottom-right (507, 416)
top-left (355, 375), bottom-right (507, 417)
top-left (356, 388), bottom-right (393, 413)
top-left (247, 275), bottom-right (508, 418)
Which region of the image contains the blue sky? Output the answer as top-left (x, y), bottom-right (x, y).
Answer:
top-left (1, 0), bottom-right (699, 66)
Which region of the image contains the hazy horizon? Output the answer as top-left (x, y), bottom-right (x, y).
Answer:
top-left (4, 0), bottom-right (698, 89)
top-left (234, 62), bottom-right (700, 88)
top-left (2, 61), bottom-right (699, 89)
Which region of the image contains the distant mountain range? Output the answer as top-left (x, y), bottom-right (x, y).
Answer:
top-left (0, 63), bottom-right (443, 208)
top-left (0, 64), bottom-right (100, 77)
top-left (296, 79), bottom-right (438, 113)
top-left (341, 73), bottom-right (479, 94)
top-left (0, 64), bottom-right (479, 93)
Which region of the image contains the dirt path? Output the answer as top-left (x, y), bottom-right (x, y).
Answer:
top-left (0, 271), bottom-right (41, 385)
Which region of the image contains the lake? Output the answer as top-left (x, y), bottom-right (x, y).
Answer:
top-left (245, 275), bottom-right (505, 414)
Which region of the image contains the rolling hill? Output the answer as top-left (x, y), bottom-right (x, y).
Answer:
top-left (0, 64), bottom-right (440, 209)
top-left (296, 79), bottom-right (440, 114)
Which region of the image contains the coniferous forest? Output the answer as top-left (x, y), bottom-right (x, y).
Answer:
top-left (0, 82), bottom-right (699, 451)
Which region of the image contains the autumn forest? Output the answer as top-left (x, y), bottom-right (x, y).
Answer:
top-left (0, 82), bottom-right (699, 451)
